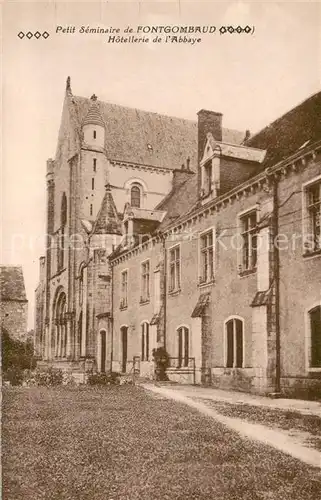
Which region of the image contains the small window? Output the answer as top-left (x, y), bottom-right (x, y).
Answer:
top-left (131, 185), bottom-right (141, 208)
top-left (93, 130), bottom-right (97, 139)
top-left (90, 204), bottom-right (93, 216)
top-left (120, 270), bottom-right (128, 308)
top-left (200, 230), bottom-right (214, 284)
top-left (93, 159), bottom-right (97, 172)
top-left (177, 326), bottom-right (189, 368)
top-left (141, 322), bottom-right (150, 361)
top-left (141, 260), bottom-right (150, 302)
top-left (309, 306), bottom-right (321, 368)
top-left (92, 178), bottom-right (95, 190)
top-left (169, 245), bottom-right (180, 292)
top-left (225, 318), bottom-right (243, 368)
top-left (240, 211), bottom-right (257, 272)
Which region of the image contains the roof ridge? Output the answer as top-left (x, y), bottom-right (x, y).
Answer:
top-left (246, 90), bottom-right (321, 145)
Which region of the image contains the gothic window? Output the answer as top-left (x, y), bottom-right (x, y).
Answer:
top-left (131, 185), bottom-right (141, 208)
top-left (58, 193), bottom-right (67, 271)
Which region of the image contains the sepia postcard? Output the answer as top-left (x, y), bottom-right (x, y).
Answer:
top-left (1, 1), bottom-right (321, 499)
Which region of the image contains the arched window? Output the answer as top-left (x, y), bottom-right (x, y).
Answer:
top-left (309, 306), bottom-right (321, 367)
top-left (225, 317), bottom-right (243, 368)
top-left (177, 326), bottom-right (189, 368)
top-left (54, 292), bottom-right (67, 358)
top-left (131, 185), bottom-right (141, 208)
top-left (141, 322), bottom-right (150, 361)
top-left (58, 193), bottom-right (67, 271)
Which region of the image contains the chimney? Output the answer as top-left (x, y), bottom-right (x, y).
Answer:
top-left (172, 162), bottom-right (194, 189)
top-left (197, 109), bottom-right (222, 163)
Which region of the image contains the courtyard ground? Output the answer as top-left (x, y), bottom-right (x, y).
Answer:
top-left (2, 385), bottom-right (321, 500)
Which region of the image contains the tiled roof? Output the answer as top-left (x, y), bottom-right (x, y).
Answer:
top-left (251, 290), bottom-right (272, 307)
top-left (83, 98), bottom-right (105, 127)
top-left (91, 184), bottom-right (122, 235)
top-left (0, 266), bottom-right (27, 302)
top-left (245, 91), bottom-right (321, 167)
top-left (191, 292), bottom-right (210, 318)
top-left (156, 173), bottom-right (199, 231)
top-left (68, 94), bottom-right (244, 171)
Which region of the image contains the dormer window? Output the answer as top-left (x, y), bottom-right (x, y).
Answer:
top-left (204, 160), bottom-right (212, 195)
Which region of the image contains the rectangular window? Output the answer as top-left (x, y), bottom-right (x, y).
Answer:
top-left (200, 230), bottom-right (214, 284)
top-left (90, 204), bottom-right (93, 216)
top-left (92, 178), bottom-right (95, 190)
top-left (169, 245), bottom-right (180, 292)
top-left (306, 182), bottom-right (321, 253)
top-left (93, 159), bottom-right (97, 172)
top-left (141, 260), bottom-right (150, 302)
top-left (240, 210), bottom-right (257, 272)
top-left (93, 130), bottom-right (97, 139)
top-left (120, 270), bottom-right (128, 309)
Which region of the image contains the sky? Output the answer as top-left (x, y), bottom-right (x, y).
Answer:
top-left (1, 0), bottom-right (321, 329)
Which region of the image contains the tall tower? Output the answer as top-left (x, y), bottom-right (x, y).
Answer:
top-left (44, 158), bottom-right (55, 359)
top-left (81, 94), bottom-right (107, 220)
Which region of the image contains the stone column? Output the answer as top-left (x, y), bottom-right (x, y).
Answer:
top-left (65, 312), bottom-right (74, 359)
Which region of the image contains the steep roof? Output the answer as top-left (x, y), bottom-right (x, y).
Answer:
top-left (66, 93), bottom-right (244, 171)
top-left (83, 96), bottom-right (105, 127)
top-left (245, 91), bottom-right (321, 167)
top-left (91, 184), bottom-right (122, 235)
top-left (0, 266), bottom-right (28, 302)
top-left (155, 173), bottom-right (199, 231)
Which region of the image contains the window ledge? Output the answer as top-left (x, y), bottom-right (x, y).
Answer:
top-left (238, 268), bottom-right (256, 278)
top-left (303, 249), bottom-right (321, 259)
top-left (168, 288), bottom-right (181, 297)
top-left (307, 367), bottom-right (321, 372)
top-left (50, 267), bottom-right (67, 280)
top-left (198, 279), bottom-right (215, 288)
top-left (139, 298), bottom-right (150, 306)
top-left (119, 304), bottom-right (128, 311)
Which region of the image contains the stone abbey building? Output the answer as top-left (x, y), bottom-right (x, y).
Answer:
top-left (35, 78), bottom-right (321, 396)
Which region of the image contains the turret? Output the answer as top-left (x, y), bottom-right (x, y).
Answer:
top-left (82, 94), bottom-right (105, 148)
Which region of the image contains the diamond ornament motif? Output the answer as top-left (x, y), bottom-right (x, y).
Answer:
top-left (34, 31), bottom-right (41, 39)
top-left (26, 31), bottom-right (33, 39)
top-left (18, 32), bottom-right (25, 39)
top-left (42, 31), bottom-right (49, 39)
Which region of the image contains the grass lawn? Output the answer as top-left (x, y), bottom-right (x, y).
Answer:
top-left (2, 385), bottom-right (321, 500)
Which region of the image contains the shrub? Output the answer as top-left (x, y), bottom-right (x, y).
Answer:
top-left (152, 347), bottom-right (170, 381)
top-left (5, 366), bottom-right (23, 386)
top-left (87, 371), bottom-right (121, 386)
top-left (33, 367), bottom-right (64, 387)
